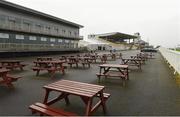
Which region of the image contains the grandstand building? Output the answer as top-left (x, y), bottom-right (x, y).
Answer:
top-left (0, 0), bottom-right (83, 53)
top-left (87, 32), bottom-right (140, 51)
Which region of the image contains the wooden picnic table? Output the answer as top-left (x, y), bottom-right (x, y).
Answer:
top-left (96, 64), bottom-right (129, 86)
top-left (106, 53), bottom-right (116, 60)
top-left (32, 60), bottom-right (66, 78)
top-left (43, 80), bottom-right (109, 116)
top-left (122, 58), bottom-right (142, 70)
top-left (37, 57), bottom-right (53, 61)
top-left (130, 55), bottom-right (146, 64)
top-left (0, 69), bottom-right (21, 87)
top-left (67, 56), bottom-right (91, 68)
top-left (0, 60), bottom-right (26, 71)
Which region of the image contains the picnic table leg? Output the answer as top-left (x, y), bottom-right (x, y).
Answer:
top-left (6, 79), bottom-right (14, 88)
top-left (82, 63), bottom-right (85, 68)
top-left (122, 79), bottom-right (126, 87)
top-left (99, 91), bottom-right (107, 114)
top-left (98, 67), bottom-right (102, 83)
top-left (85, 98), bottom-right (93, 116)
top-left (36, 70), bottom-right (40, 76)
top-left (64, 94), bottom-right (70, 105)
top-left (20, 66), bottom-right (24, 71)
top-left (51, 73), bottom-right (55, 78)
top-left (43, 89), bottom-right (50, 104)
top-left (2, 75), bottom-right (14, 88)
top-left (60, 65), bottom-right (65, 75)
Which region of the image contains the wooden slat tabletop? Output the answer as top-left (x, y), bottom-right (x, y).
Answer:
top-left (43, 80), bottom-right (105, 97)
top-left (99, 64), bottom-right (128, 68)
top-left (0, 69), bottom-right (10, 73)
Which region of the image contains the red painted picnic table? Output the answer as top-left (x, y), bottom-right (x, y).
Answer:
top-left (67, 56), bottom-right (91, 68)
top-left (32, 60), bottom-right (66, 78)
top-left (122, 58), bottom-right (142, 70)
top-left (0, 60), bottom-right (26, 71)
top-left (0, 69), bottom-right (21, 87)
top-left (43, 80), bottom-right (109, 116)
top-left (97, 64), bottom-right (129, 86)
top-left (37, 57), bottom-right (53, 61)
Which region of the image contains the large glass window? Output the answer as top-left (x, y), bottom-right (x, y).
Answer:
top-left (0, 33), bottom-right (9, 38)
top-left (41, 37), bottom-right (47, 41)
top-left (16, 35), bottom-right (24, 40)
top-left (65, 40), bottom-right (69, 43)
top-left (58, 39), bottom-right (63, 43)
top-left (50, 38), bottom-right (56, 42)
top-left (29, 36), bottom-right (37, 41)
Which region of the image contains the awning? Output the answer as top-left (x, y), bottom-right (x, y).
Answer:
top-left (98, 32), bottom-right (137, 42)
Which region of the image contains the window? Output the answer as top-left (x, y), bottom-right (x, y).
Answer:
top-left (65, 40), bottom-right (69, 43)
top-left (0, 33), bottom-right (9, 38)
top-left (50, 44), bottom-right (54, 47)
top-left (69, 31), bottom-right (71, 35)
top-left (74, 32), bottom-right (77, 36)
top-left (50, 38), bottom-right (56, 42)
top-left (0, 15), bottom-right (6, 25)
top-left (29, 36), bottom-right (36, 41)
top-left (16, 35), bottom-right (24, 40)
top-left (62, 30), bottom-right (66, 34)
top-left (46, 26), bottom-right (50, 32)
top-left (41, 37), bottom-right (47, 41)
top-left (9, 19), bottom-right (15, 27)
top-left (23, 22), bottom-right (30, 30)
top-left (58, 39), bottom-right (62, 43)
top-left (36, 24), bottom-right (42, 30)
top-left (54, 28), bottom-right (59, 33)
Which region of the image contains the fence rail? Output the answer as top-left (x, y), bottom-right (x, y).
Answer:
top-left (159, 47), bottom-right (180, 74)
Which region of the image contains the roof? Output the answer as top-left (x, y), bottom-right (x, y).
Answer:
top-left (0, 0), bottom-right (83, 28)
top-left (98, 32), bottom-right (138, 40)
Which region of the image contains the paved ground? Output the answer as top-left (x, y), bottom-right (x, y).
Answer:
top-left (0, 50), bottom-right (180, 116)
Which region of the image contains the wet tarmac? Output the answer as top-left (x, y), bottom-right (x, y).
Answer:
top-left (0, 50), bottom-right (180, 116)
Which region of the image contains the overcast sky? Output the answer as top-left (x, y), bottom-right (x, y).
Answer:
top-left (8, 0), bottom-right (180, 48)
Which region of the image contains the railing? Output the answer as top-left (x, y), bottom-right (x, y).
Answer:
top-left (159, 47), bottom-right (180, 74)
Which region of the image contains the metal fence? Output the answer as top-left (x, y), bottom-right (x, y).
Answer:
top-left (159, 47), bottom-right (180, 74)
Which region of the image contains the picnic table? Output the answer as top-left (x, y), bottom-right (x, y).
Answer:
top-left (0, 60), bottom-right (26, 71)
top-left (107, 53), bottom-right (116, 60)
top-left (67, 56), bottom-right (91, 68)
top-left (122, 58), bottom-right (142, 70)
top-left (37, 57), bottom-right (53, 61)
top-left (96, 64), bottom-right (129, 86)
top-left (130, 55), bottom-right (146, 64)
top-left (32, 60), bottom-right (66, 78)
top-left (33, 80), bottom-right (110, 116)
top-left (0, 69), bottom-right (21, 87)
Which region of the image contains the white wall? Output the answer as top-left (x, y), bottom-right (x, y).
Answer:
top-left (159, 47), bottom-right (180, 74)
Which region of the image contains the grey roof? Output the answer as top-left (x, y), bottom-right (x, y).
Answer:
top-left (98, 32), bottom-right (138, 40)
top-left (0, 0), bottom-right (83, 28)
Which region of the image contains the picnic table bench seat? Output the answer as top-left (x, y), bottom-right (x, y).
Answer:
top-left (32, 66), bottom-right (67, 71)
top-left (79, 61), bottom-right (90, 68)
top-left (29, 102), bottom-right (77, 116)
top-left (96, 71), bottom-right (128, 79)
top-left (3, 64), bottom-right (27, 70)
top-left (96, 93), bottom-right (111, 101)
top-left (67, 61), bottom-right (78, 67)
top-left (29, 93), bottom-right (110, 116)
top-left (6, 75), bottom-right (21, 82)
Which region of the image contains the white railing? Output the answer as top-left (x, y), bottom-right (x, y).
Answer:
top-left (159, 47), bottom-right (180, 74)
